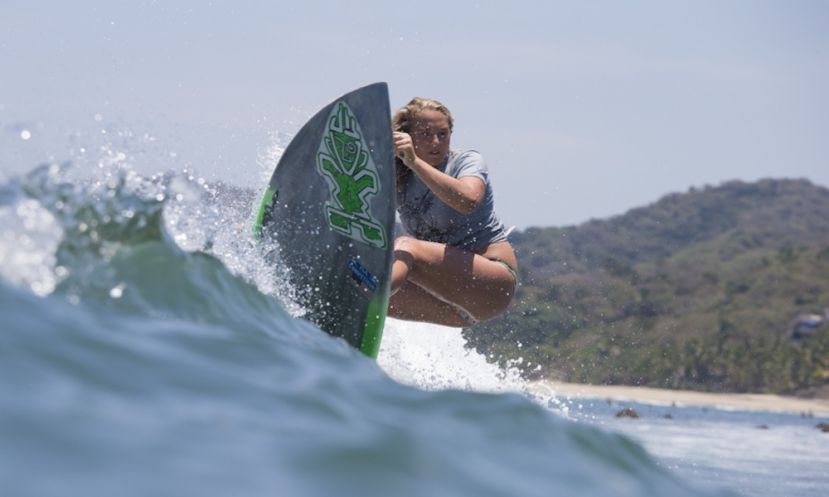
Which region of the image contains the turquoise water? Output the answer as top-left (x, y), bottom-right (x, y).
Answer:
top-left (0, 162), bottom-right (776, 497)
top-left (562, 398), bottom-right (829, 497)
top-left (381, 323), bottom-right (829, 497)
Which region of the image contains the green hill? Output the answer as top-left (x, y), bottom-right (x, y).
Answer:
top-left (464, 179), bottom-right (829, 395)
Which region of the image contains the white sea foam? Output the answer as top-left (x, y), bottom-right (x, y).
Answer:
top-left (0, 197), bottom-right (62, 296)
top-left (379, 318), bottom-right (569, 415)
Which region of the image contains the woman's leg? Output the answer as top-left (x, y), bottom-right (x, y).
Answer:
top-left (387, 281), bottom-right (472, 327)
top-left (390, 236), bottom-right (515, 322)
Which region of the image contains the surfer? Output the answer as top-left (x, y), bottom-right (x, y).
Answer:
top-left (389, 97), bottom-right (518, 327)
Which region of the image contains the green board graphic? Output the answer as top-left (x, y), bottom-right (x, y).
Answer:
top-left (253, 83), bottom-right (395, 358)
top-left (316, 102), bottom-right (387, 249)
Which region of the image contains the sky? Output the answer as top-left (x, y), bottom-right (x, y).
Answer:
top-left (1, 0), bottom-right (827, 229)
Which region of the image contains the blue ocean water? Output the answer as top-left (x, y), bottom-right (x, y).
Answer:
top-left (0, 158), bottom-right (820, 497)
top-left (381, 324), bottom-right (829, 497)
top-left (562, 398), bottom-right (829, 497)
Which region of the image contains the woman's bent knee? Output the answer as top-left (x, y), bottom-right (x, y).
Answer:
top-left (392, 237), bottom-right (416, 268)
top-left (393, 236), bottom-right (417, 251)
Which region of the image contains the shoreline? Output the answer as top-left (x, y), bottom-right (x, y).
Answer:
top-left (531, 382), bottom-right (829, 417)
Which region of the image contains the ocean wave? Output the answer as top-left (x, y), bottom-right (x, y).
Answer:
top-left (0, 163), bottom-right (728, 497)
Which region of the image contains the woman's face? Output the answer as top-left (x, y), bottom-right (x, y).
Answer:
top-left (410, 110), bottom-right (451, 167)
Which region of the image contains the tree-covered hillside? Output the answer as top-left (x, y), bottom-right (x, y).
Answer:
top-left (464, 179), bottom-right (829, 395)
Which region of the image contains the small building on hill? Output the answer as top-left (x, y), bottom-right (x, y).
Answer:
top-left (790, 308), bottom-right (829, 341)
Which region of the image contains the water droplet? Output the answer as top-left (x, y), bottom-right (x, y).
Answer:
top-left (110, 283), bottom-right (126, 299)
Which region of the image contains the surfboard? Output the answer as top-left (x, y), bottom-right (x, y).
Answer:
top-left (252, 83), bottom-right (395, 358)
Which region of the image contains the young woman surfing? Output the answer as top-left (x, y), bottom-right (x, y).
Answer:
top-left (389, 97), bottom-right (518, 327)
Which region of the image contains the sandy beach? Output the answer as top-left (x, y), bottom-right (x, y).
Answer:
top-left (531, 382), bottom-right (829, 416)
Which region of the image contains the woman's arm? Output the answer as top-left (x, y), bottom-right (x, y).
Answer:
top-left (393, 132), bottom-right (485, 215)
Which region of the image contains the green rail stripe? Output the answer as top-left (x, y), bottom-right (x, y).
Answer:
top-left (252, 186), bottom-right (276, 240)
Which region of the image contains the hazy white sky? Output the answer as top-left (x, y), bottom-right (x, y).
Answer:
top-left (2, 1), bottom-right (827, 228)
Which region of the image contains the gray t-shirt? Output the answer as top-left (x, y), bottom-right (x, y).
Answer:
top-left (396, 149), bottom-right (508, 251)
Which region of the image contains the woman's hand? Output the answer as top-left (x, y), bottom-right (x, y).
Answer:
top-left (393, 132), bottom-right (418, 168)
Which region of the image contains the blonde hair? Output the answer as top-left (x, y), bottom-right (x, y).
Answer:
top-left (392, 97), bottom-right (454, 133)
top-left (392, 97), bottom-right (454, 191)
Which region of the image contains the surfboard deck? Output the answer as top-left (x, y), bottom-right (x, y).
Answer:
top-left (253, 83), bottom-right (395, 358)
